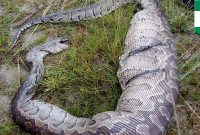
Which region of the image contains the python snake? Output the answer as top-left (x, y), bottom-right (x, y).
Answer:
top-left (11, 0), bottom-right (178, 134)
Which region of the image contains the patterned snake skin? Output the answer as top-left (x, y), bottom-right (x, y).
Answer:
top-left (11, 0), bottom-right (179, 134)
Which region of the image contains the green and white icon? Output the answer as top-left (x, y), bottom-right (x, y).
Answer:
top-left (195, 0), bottom-right (200, 34)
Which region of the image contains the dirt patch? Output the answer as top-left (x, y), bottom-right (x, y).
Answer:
top-left (0, 64), bottom-right (28, 86)
top-left (0, 6), bottom-right (4, 17)
top-left (0, 95), bottom-right (11, 124)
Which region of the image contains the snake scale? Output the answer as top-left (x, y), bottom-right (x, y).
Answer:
top-left (11, 0), bottom-right (179, 135)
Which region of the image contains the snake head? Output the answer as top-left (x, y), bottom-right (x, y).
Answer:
top-left (40, 37), bottom-right (70, 54)
top-left (59, 37), bottom-right (69, 44)
top-left (26, 36), bottom-right (70, 63)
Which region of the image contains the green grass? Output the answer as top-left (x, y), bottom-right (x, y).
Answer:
top-left (0, 0), bottom-right (199, 135)
top-left (162, 0), bottom-right (193, 33)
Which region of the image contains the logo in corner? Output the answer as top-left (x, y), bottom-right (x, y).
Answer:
top-left (195, 0), bottom-right (200, 34)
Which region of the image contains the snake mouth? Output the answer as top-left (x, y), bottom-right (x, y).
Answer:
top-left (59, 37), bottom-right (69, 44)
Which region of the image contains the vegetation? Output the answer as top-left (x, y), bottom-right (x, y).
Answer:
top-left (0, 0), bottom-right (199, 134)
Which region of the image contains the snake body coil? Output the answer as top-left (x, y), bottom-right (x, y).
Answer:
top-left (11, 0), bottom-right (178, 134)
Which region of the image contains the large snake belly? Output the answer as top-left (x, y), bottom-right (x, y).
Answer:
top-left (11, 0), bottom-right (179, 135)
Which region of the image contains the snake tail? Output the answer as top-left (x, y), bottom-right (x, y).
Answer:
top-left (12, 0), bottom-right (134, 46)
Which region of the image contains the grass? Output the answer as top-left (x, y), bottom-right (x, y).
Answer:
top-left (0, 0), bottom-right (199, 135)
